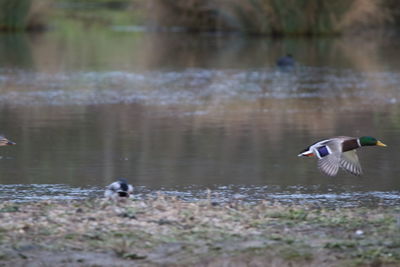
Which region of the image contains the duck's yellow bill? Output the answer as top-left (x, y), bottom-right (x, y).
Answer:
top-left (376, 140), bottom-right (387, 147)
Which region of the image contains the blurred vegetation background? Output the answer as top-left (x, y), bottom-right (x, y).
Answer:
top-left (0, 0), bottom-right (398, 35)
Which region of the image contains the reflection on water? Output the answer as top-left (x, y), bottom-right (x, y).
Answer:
top-left (0, 67), bottom-right (399, 106)
top-left (0, 184), bottom-right (98, 201)
top-left (0, 29), bottom-right (400, 205)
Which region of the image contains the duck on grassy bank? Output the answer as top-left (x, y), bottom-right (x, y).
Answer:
top-left (104, 178), bottom-right (133, 200)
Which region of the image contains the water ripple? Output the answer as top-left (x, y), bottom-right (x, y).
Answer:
top-left (0, 67), bottom-right (399, 107)
top-left (2, 184), bottom-right (400, 207)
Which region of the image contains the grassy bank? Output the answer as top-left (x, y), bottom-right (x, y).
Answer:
top-left (0, 196), bottom-right (399, 266)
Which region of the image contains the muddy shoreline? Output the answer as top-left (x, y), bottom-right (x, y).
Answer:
top-left (0, 196), bottom-right (399, 266)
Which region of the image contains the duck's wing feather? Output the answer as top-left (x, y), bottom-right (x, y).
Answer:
top-left (317, 139), bottom-right (362, 176)
top-left (317, 153), bottom-right (341, 176)
top-left (339, 150), bottom-right (363, 176)
top-left (106, 182), bottom-right (121, 191)
top-left (326, 137), bottom-right (363, 176)
top-left (316, 139), bottom-right (343, 176)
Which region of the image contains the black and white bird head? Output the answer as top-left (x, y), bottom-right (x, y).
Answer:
top-left (104, 178), bottom-right (134, 200)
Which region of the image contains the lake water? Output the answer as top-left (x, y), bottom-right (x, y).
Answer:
top-left (0, 29), bottom-right (400, 206)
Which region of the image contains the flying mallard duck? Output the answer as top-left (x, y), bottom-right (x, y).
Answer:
top-left (298, 136), bottom-right (386, 176)
top-left (104, 178), bottom-right (133, 200)
top-left (0, 136), bottom-right (15, 146)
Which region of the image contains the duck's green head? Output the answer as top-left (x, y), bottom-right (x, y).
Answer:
top-left (359, 136), bottom-right (387, 147)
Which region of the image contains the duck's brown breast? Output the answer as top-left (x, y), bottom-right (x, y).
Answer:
top-left (342, 139), bottom-right (360, 152)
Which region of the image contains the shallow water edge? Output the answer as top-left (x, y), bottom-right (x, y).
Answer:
top-left (1, 183), bottom-right (399, 208)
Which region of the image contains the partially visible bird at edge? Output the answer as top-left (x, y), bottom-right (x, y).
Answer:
top-left (104, 178), bottom-right (133, 200)
top-left (0, 136), bottom-right (15, 146)
top-left (298, 136), bottom-right (386, 176)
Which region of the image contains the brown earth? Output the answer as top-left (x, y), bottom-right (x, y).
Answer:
top-left (0, 196), bottom-right (399, 266)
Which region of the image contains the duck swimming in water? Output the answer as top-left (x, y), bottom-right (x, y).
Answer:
top-left (298, 136), bottom-right (386, 176)
top-left (104, 178), bottom-right (133, 200)
top-left (276, 54), bottom-right (295, 69)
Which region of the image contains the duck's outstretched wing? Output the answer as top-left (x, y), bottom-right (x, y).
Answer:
top-left (317, 153), bottom-right (341, 176)
top-left (317, 143), bottom-right (363, 176)
top-left (339, 150), bottom-right (363, 176)
top-left (316, 139), bottom-right (344, 176)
